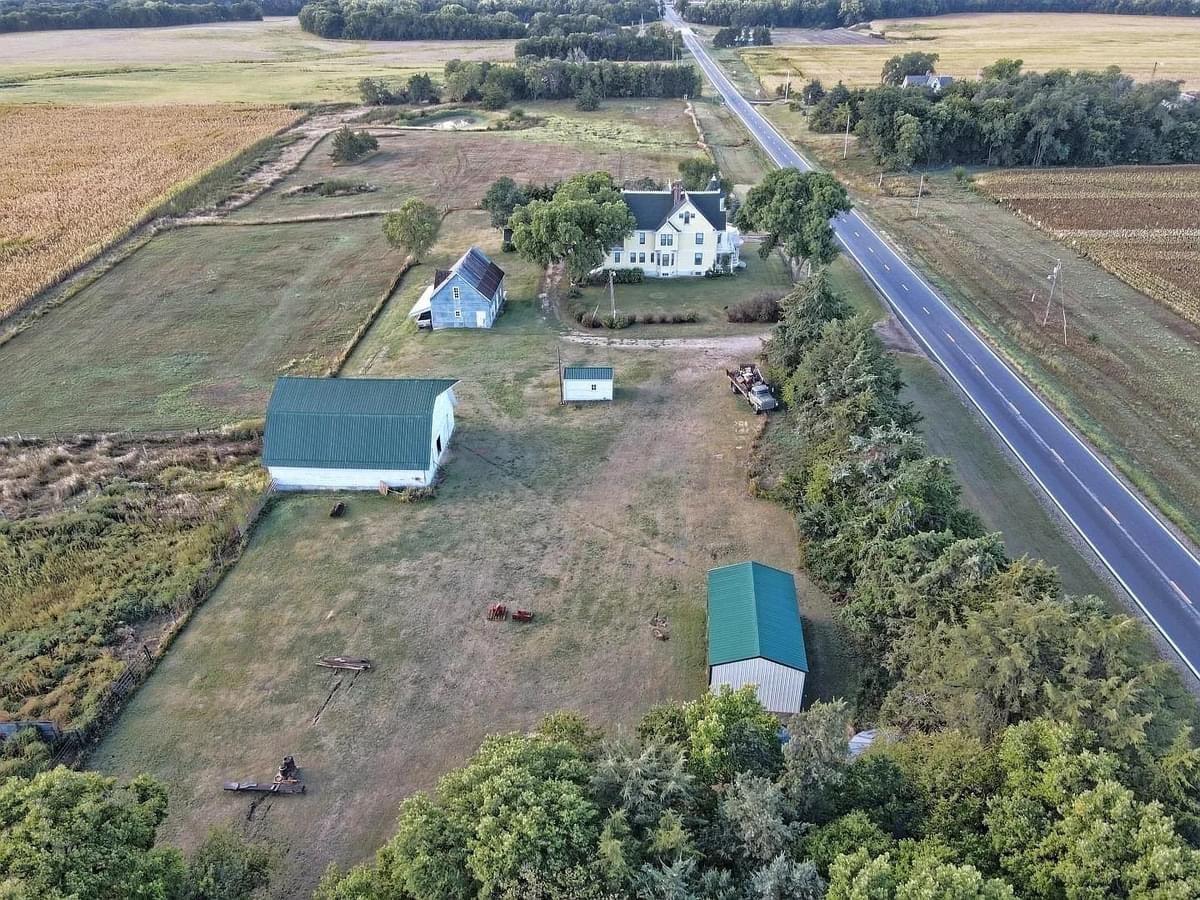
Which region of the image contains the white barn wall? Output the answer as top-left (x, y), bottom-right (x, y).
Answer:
top-left (267, 465), bottom-right (435, 491)
top-left (563, 378), bottom-right (613, 402)
top-left (710, 658), bottom-right (806, 714)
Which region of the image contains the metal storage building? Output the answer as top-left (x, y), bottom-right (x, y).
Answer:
top-left (562, 366), bottom-right (614, 402)
top-left (263, 376), bottom-right (458, 491)
top-left (707, 561), bottom-right (808, 714)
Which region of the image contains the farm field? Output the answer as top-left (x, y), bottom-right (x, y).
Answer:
top-left (0, 17), bottom-right (515, 105)
top-left (232, 101), bottom-right (701, 222)
top-left (741, 13), bottom-right (1200, 90)
top-left (759, 102), bottom-right (1200, 543)
top-left (0, 103), bottom-right (301, 318)
top-left (0, 218), bottom-right (403, 432)
top-left (93, 319), bottom-right (852, 896)
top-left (974, 166), bottom-right (1200, 327)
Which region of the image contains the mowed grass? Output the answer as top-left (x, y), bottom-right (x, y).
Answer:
top-left (0, 218), bottom-right (404, 432)
top-left (574, 239), bottom-right (794, 336)
top-left (93, 314), bottom-right (854, 895)
top-left (742, 13), bottom-right (1200, 90)
top-left (0, 17), bottom-right (515, 104)
top-left (232, 101), bottom-right (702, 221)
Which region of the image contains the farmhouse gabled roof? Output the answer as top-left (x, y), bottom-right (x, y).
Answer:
top-left (438, 246), bottom-right (505, 298)
top-left (263, 377), bottom-right (458, 471)
top-left (563, 366), bottom-right (613, 381)
top-left (623, 188), bottom-right (727, 232)
top-left (707, 561), bottom-right (808, 672)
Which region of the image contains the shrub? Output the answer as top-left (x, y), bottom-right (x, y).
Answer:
top-left (953, 165), bottom-right (968, 183)
top-left (586, 267), bottom-right (644, 286)
top-left (329, 126), bottom-right (378, 164)
top-left (727, 293), bottom-right (782, 323)
top-left (576, 83), bottom-right (601, 111)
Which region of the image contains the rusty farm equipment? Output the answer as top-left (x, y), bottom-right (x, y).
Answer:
top-left (224, 755), bottom-right (306, 795)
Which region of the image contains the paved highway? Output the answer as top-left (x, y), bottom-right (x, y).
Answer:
top-left (666, 10), bottom-right (1200, 680)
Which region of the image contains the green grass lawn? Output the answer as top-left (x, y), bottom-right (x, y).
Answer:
top-left (94, 313), bottom-right (853, 896)
top-left (0, 218), bottom-right (403, 432)
top-left (573, 240), bottom-right (793, 336)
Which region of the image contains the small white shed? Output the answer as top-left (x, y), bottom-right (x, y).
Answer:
top-left (562, 366), bottom-right (614, 402)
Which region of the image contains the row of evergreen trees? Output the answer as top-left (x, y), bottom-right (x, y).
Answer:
top-left (514, 24), bottom-right (676, 61)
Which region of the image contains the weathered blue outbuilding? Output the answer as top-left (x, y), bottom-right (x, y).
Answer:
top-left (409, 246), bottom-right (506, 330)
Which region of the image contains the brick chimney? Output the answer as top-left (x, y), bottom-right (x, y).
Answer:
top-left (671, 180), bottom-right (684, 205)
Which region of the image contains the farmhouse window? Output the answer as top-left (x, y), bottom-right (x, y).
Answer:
top-left (683, 212), bottom-right (691, 224)
top-left (639, 253), bottom-right (646, 264)
top-left (614, 251), bottom-right (622, 263)
top-left (696, 233), bottom-right (704, 245)
top-left (695, 253), bottom-right (703, 265)
top-left (452, 286), bottom-right (461, 300)
top-left (639, 232), bottom-right (646, 245)
top-left (660, 234), bottom-right (673, 247)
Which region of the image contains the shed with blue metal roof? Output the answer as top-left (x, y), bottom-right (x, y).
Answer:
top-left (561, 365), bottom-right (614, 402)
top-left (707, 561), bottom-right (808, 713)
top-left (263, 376), bottom-right (458, 490)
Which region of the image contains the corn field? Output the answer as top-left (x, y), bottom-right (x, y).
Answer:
top-left (0, 103), bottom-right (301, 318)
top-left (975, 166), bottom-right (1200, 327)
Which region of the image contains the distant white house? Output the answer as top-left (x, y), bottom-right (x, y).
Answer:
top-left (561, 366), bottom-right (614, 402)
top-left (902, 72), bottom-right (954, 92)
top-left (263, 376), bottom-right (458, 491)
top-left (601, 181), bottom-right (742, 278)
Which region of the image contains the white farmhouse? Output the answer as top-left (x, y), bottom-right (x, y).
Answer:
top-left (601, 181), bottom-right (742, 277)
top-left (263, 376), bottom-right (458, 491)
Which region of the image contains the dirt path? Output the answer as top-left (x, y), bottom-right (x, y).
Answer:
top-left (561, 331), bottom-right (770, 356)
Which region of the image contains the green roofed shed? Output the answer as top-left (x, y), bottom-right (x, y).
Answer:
top-left (707, 561), bottom-right (808, 713)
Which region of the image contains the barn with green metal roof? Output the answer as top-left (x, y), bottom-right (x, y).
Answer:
top-left (263, 376), bottom-right (458, 491)
top-left (707, 561), bottom-right (808, 713)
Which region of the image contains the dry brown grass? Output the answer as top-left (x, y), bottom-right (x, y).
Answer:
top-left (974, 166), bottom-right (1200, 327)
top-left (0, 103), bottom-right (301, 317)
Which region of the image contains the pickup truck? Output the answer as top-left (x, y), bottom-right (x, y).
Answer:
top-left (726, 364), bottom-right (778, 413)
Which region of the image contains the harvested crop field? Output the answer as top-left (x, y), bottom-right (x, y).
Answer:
top-left (0, 103), bottom-right (301, 317)
top-left (975, 166), bottom-right (1200, 327)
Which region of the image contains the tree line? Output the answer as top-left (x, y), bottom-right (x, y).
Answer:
top-left (0, 0), bottom-right (300, 33)
top-left (807, 59), bottom-right (1200, 168)
top-left (297, 0), bottom-right (658, 41)
top-left (514, 24), bottom-right (676, 61)
top-left (442, 58), bottom-right (701, 107)
top-left (678, 0), bottom-right (1199, 29)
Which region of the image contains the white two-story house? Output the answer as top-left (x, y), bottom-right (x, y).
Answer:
top-left (601, 180), bottom-right (742, 277)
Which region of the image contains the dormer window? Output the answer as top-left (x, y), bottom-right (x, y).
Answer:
top-left (682, 211), bottom-right (691, 224)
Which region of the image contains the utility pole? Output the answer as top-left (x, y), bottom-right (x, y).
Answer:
top-left (913, 172), bottom-right (926, 216)
top-left (842, 108), bottom-right (851, 159)
top-left (1041, 259), bottom-right (1061, 326)
top-left (608, 269), bottom-right (616, 317)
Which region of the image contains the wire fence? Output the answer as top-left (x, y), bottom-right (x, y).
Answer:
top-left (49, 485), bottom-right (275, 768)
